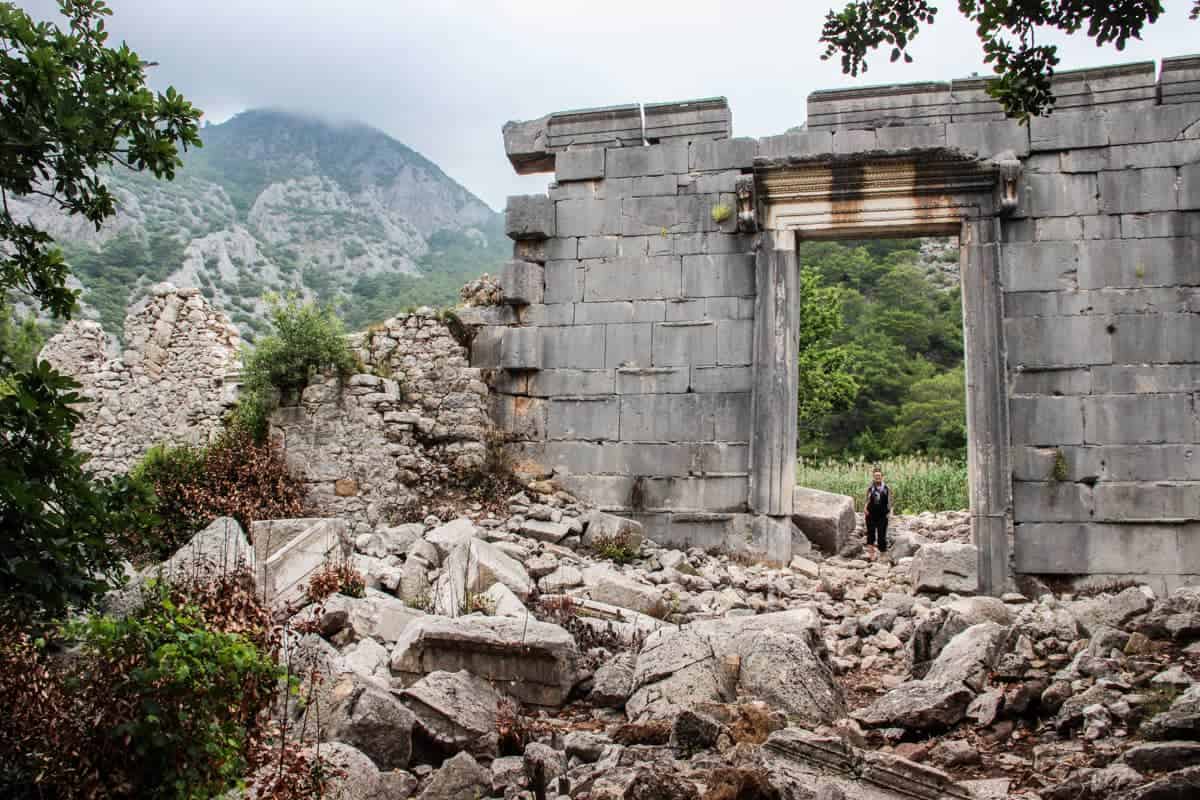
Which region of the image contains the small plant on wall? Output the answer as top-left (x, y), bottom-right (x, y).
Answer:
top-left (711, 203), bottom-right (733, 224)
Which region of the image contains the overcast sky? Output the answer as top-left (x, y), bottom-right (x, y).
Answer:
top-left (23, 0), bottom-right (1200, 210)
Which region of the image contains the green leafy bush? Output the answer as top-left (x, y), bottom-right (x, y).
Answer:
top-left (234, 293), bottom-right (359, 439)
top-left (128, 429), bottom-right (306, 561)
top-left (0, 581), bottom-right (281, 800)
top-left (0, 361), bottom-right (156, 622)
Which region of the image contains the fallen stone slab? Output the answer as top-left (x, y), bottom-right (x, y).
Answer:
top-left (250, 517), bottom-right (327, 562)
top-left (259, 518), bottom-right (350, 607)
top-left (582, 510), bottom-right (644, 551)
top-left (445, 537), bottom-right (533, 600)
top-left (390, 614), bottom-right (581, 706)
top-left (521, 518), bottom-right (572, 543)
top-left (591, 652), bottom-right (636, 708)
top-left (400, 669), bottom-right (503, 759)
top-left (417, 751), bottom-right (490, 800)
top-left (312, 590), bottom-right (426, 644)
top-left (764, 728), bottom-right (973, 800)
top-left (539, 594), bottom-right (666, 642)
top-left (911, 542), bottom-right (978, 595)
top-left (154, 516), bottom-right (256, 584)
top-left (1123, 741), bottom-right (1200, 773)
top-left (580, 566), bottom-right (667, 618)
top-left (852, 680), bottom-right (975, 731)
top-left (425, 517), bottom-right (478, 559)
top-left (325, 673), bottom-right (416, 770)
top-left (1069, 586), bottom-right (1155, 636)
top-left (627, 609), bottom-right (843, 725)
top-left (792, 486), bottom-right (857, 555)
top-left (924, 622), bottom-right (1006, 693)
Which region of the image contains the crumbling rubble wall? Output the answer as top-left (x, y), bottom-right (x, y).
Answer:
top-left (40, 283), bottom-right (242, 477)
top-left (269, 310), bottom-right (491, 526)
top-left (483, 55), bottom-right (1200, 589)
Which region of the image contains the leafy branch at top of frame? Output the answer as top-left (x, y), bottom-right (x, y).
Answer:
top-left (819, 0), bottom-right (1179, 122)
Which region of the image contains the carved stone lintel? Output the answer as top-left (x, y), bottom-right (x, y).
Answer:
top-left (735, 174), bottom-right (757, 233)
top-left (993, 150), bottom-right (1021, 215)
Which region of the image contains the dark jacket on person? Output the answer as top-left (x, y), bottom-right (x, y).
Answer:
top-left (866, 483), bottom-right (890, 518)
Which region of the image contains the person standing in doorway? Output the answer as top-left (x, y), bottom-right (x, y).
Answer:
top-left (865, 467), bottom-right (891, 558)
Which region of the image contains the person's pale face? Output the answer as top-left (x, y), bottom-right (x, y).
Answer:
top-left (873, 472), bottom-right (883, 485)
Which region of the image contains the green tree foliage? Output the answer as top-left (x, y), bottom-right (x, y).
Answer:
top-left (820, 1), bottom-right (1192, 121)
top-left (0, 361), bottom-right (155, 622)
top-left (0, 0), bottom-right (202, 318)
top-left (797, 239), bottom-right (965, 460)
top-left (886, 366), bottom-right (967, 457)
top-left (0, 581), bottom-right (282, 799)
top-left (0, 0), bottom-right (200, 621)
top-left (0, 300), bottom-right (45, 374)
top-left (235, 293), bottom-right (359, 437)
top-left (797, 266), bottom-right (860, 434)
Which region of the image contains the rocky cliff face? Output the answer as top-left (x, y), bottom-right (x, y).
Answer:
top-left (9, 109), bottom-right (504, 340)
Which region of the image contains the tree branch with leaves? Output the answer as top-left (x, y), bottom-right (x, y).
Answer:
top-left (820, 0), bottom-right (1191, 121)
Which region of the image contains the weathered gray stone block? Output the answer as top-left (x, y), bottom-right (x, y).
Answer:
top-left (604, 322), bottom-right (652, 368)
top-left (1092, 364), bottom-right (1200, 394)
top-left (539, 324), bottom-right (604, 369)
top-left (502, 115), bottom-right (552, 174)
top-left (573, 299), bottom-right (665, 324)
top-left (1100, 167), bottom-right (1180, 214)
top-left (577, 235), bottom-right (619, 260)
top-left (1084, 394), bottom-right (1196, 444)
top-left (499, 327), bottom-right (540, 371)
top-left (583, 256), bottom-right (682, 301)
top-left (558, 473), bottom-right (637, 507)
top-left (1012, 481), bottom-right (1094, 522)
top-left (543, 261), bottom-right (582, 304)
top-left (946, 119), bottom-right (1029, 158)
top-left (616, 366), bottom-right (689, 394)
top-left (1014, 522), bottom-right (1196, 575)
top-left (500, 259), bottom-right (544, 306)
top-left (527, 368), bottom-right (614, 397)
top-left (505, 194), bottom-right (555, 240)
top-left (1005, 316), bottom-right (1112, 367)
top-left (711, 392), bottom-right (752, 441)
top-left (691, 365), bottom-right (753, 393)
top-left (998, 242), bottom-right (1078, 292)
top-left (1094, 482), bottom-right (1200, 522)
top-left (1019, 173), bottom-right (1099, 218)
top-left (716, 318), bottom-right (753, 365)
top-left (1109, 314), bottom-right (1200, 364)
top-left (1009, 396), bottom-right (1084, 445)
top-left (626, 174), bottom-right (678, 196)
top-left (619, 194), bottom-right (709, 235)
top-left (522, 302), bottom-right (574, 326)
top-left (754, 131), bottom-right (835, 162)
top-left (875, 123), bottom-right (946, 151)
top-left (620, 394), bottom-right (713, 441)
top-left (556, 197), bottom-right (620, 237)
top-left (643, 97), bottom-right (731, 143)
top-left (606, 143), bottom-right (689, 178)
top-left (1162, 55), bottom-right (1200, 104)
top-left (691, 137), bottom-right (757, 171)
top-left (641, 476), bottom-right (749, 512)
top-left (682, 253), bottom-right (755, 297)
top-left (555, 148), bottom-right (605, 182)
top-left (791, 487), bottom-right (856, 555)
top-left (547, 103), bottom-right (642, 150)
top-left (652, 320), bottom-right (716, 366)
top-left (546, 397), bottom-right (619, 441)
top-left (469, 325), bottom-right (503, 368)
top-left (1010, 367), bottom-right (1092, 396)
top-left (1078, 237), bottom-right (1200, 288)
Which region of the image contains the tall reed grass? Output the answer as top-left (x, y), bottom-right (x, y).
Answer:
top-left (796, 456), bottom-right (969, 513)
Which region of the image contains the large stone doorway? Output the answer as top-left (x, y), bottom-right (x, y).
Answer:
top-left (748, 153), bottom-right (1016, 594)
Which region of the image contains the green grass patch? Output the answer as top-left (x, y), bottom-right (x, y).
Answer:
top-left (796, 455), bottom-right (968, 513)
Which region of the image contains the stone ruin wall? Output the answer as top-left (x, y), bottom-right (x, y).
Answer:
top-left (41, 286), bottom-right (492, 528)
top-left (41, 284), bottom-right (242, 477)
top-left (269, 311), bottom-right (491, 528)
top-left (479, 55), bottom-right (1200, 593)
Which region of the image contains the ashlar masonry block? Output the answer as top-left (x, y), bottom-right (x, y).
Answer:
top-left (546, 397), bottom-right (619, 441)
top-left (1084, 394), bottom-right (1196, 444)
top-left (540, 325), bottom-right (605, 370)
top-left (652, 320), bottom-right (716, 366)
top-left (501, 259), bottom-right (545, 306)
top-left (1161, 55), bottom-right (1200, 105)
top-left (547, 104), bottom-right (643, 150)
top-left (583, 256), bottom-right (682, 302)
top-left (643, 97), bottom-right (731, 144)
top-left (1099, 168), bottom-right (1179, 214)
top-left (683, 253), bottom-right (755, 297)
top-left (606, 143), bottom-right (689, 178)
top-left (500, 327), bottom-right (541, 371)
top-left (604, 323), bottom-right (653, 368)
top-left (555, 148), bottom-right (605, 182)
top-left (506, 194), bottom-right (555, 240)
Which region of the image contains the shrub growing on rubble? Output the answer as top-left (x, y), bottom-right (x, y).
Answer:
top-left (0, 580), bottom-right (280, 800)
top-left (234, 293), bottom-right (360, 440)
top-left (129, 429), bottom-right (305, 560)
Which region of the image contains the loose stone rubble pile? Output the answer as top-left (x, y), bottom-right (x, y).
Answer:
top-left (132, 492), bottom-right (1200, 799)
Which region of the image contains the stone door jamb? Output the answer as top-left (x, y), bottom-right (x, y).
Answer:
top-left (747, 152), bottom-right (1016, 595)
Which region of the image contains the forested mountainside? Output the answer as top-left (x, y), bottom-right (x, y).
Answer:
top-left (798, 237), bottom-right (966, 460)
top-left (7, 109), bottom-right (506, 340)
